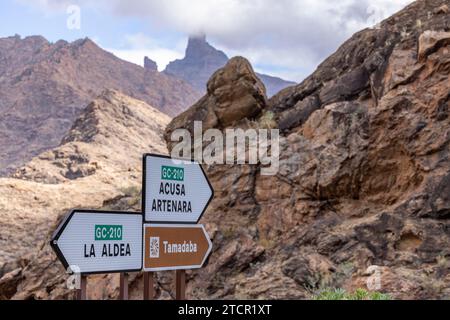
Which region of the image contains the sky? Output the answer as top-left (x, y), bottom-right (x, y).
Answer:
top-left (0, 0), bottom-right (415, 82)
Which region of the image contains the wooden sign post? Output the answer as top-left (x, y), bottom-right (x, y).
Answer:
top-left (76, 275), bottom-right (87, 300)
top-left (176, 270), bottom-right (186, 300)
top-left (143, 272), bottom-right (155, 300)
top-left (119, 273), bottom-right (129, 300)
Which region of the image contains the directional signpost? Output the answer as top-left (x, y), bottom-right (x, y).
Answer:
top-left (142, 154), bottom-right (214, 299)
top-left (50, 210), bottom-right (143, 274)
top-left (142, 154), bottom-right (214, 224)
top-left (50, 153), bottom-right (214, 300)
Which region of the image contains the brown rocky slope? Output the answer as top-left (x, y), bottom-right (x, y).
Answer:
top-left (0, 90), bottom-right (170, 299)
top-left (1, 0), bottom-right (450, 300)
top-left (0, 35), bottom-right (200, 174)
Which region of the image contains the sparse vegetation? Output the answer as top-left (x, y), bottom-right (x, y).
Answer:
top-left (437, 255), bottom-right (448, 269)
top-left (312, 288), bottom-right (391, 300)
top-left (258, 236), bottom-right (277, 250)
top-left (221, 227), bottom-right (237, 240)
top-left (119, 185), bottom-right (141, 197)
top-left (307, 262), bottom-right (355, 292)
top-left (102, 185), bottom-right (142, 210)
top-left (258, 111), bottom-right (277, 129)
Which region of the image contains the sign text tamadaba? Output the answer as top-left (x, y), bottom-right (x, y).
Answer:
top-left (50, 210), bottom-right (143, 275)
top-left (143, 224), bottom-right (212, 271)
top-left (142, 154), bottom-right (214, 223)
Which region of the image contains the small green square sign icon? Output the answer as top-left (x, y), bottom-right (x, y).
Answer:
top-left (161, 166), bottom-right (184, 181)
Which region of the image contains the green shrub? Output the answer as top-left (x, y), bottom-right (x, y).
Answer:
top-left (313, 288), bottom-right (391, 300)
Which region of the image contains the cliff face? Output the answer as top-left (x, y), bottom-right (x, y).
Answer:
top-left (0, 36), bottom-right (200, 174)
top-left (163, 35), bottom-right (295, 96)
top-left (163, 0), bottom-right (450, 299)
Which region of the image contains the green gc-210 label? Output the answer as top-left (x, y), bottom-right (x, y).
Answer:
top-left (161, 166), bottom-right (184, 182)
top-left (95, 225), bottom-right (123, 241)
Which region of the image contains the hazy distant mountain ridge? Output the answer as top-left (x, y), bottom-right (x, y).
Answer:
top-left (0, 35), bottom-right (200, 174)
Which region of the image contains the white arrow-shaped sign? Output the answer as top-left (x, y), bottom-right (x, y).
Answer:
top-left (142, 154), bottom-right (214, 223)
top-left (50, 210), bottom-right (143, 275)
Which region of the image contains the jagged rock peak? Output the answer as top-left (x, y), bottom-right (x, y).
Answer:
top-left (4, 0), bottom-right (450, 301)
top-left (163, 34), bottom-right (229, 91)
top-left (185, 34), bottom-right (227, 60)
top-left (161, 0), bottom-right (450, 300)
top-left (190, 32), bottom-right (206, 42)
top-left (70, 37), bottom-right (98, 49)
top-left (144, 56), bottom-right (158, 71)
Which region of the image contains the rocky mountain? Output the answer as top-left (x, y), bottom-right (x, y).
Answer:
top-left (0, 35), bottom-right (200, 175)
top-left (163, 35), bottom-right (296, 96)
top-left (0, 90), bottom-right (169, 299)
top-left (1, 0), bottom-right (450, 300)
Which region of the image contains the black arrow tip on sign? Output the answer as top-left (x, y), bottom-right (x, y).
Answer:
top-left (50, 209), bottom-right (76, 271)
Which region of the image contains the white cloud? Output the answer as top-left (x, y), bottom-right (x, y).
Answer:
top-left (17, 0), bottom-right (415, 81)
top-left (16, 0), bottom-right (80, 12)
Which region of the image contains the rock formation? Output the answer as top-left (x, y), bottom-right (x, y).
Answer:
top-left (163, 35), bottom-right (296, 96)
top-left (164, 35), bottom-right (229, 92)
top-left (0, 35), bottom-right (200, 175)
top-left (144, 56), bottom-right (158, 71)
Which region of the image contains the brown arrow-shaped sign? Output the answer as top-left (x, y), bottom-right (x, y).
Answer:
top-left (143, 224), bottom-right (212, 271)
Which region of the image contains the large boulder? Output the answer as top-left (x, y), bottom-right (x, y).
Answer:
top-left (165, 56), bottom-right (267, 150)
